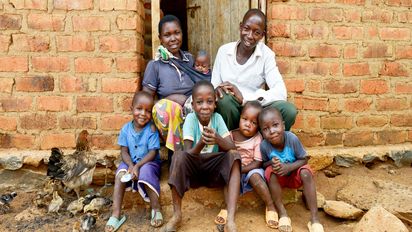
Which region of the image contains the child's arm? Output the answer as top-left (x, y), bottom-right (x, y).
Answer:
top-left (120, 146), bottom-right (135, 173)
top-left (131, 149), bottom-right (157, 177)
top-left (203, 126), bottom-right (236, 151)
top-left (272, 157), bottom-right (308, 176)
top-left (241, 160), bottom-right (262, 174)
top-left (184, 139), bottom-right (205, 155)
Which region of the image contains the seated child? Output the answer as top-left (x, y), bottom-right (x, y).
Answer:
top-left (259, 107), bottom-right (324, 232)
top-left (194, 50), bottom-right (211, 75)
top-left (164, 80), bottom-right (241, 232)
top-left (106, 91), bottom-right (163, 232)
top-left (215, 101), bottom-right (278, 229)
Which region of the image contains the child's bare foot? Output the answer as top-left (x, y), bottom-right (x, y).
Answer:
top-left (224, 220), bottom-right (237, 232)
top-left (161, 214), bottom-right (182, 232)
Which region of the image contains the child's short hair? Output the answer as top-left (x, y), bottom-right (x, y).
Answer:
top-left (192, 80), bottom-right (215, 98)
top-left (196, 50), bottom-right (209, 58)
top-left (258, 106), bottom-right (283, 125)
top-left (241, 101), bottom-right (263, 115)
top-left (132, 91), bottom-right (154, 106)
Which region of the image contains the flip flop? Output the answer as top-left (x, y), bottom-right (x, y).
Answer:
top-left (307, 221), bottom-right (324, 232)
top-left (150, 209), bottom-right (164, 228)
top-left (265, 208), bottom-right (279, 229)
top-left (105, 215), bottom-right (126, 232)
top-left (278, 216), bottom-right (292, 232)
top-left (214, 209), bottom-right (227, 225)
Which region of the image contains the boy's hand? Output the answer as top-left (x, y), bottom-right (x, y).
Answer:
top-left (131, 164), bottom-right (139, 180)
top-left (272, 157), bottom-right (290, 176)
top-left (202, 126), bottom-right (217, 145)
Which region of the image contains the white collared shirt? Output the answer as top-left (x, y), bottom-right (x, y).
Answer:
top-left (211, 41), bottom-right (287, 106)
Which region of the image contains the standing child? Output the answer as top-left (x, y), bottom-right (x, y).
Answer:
top-left (259, 107), bottom-right (324, 232)
top-left (164, 80), bottom-right (241, 232)
top-left (194, 50), bottom-right (211, 75)
top-left (106, 91), bottom-right (163, 232)
top-left (215, 101), bottom-right (278, 229)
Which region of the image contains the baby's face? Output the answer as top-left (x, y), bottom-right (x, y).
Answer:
top-left (195, 55), bottom-right (210, 74)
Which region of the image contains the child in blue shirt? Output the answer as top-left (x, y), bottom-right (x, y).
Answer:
top-left (106, 91), bottom-right (163, 232)
top-left (259, 107), bottom-right (324, 232)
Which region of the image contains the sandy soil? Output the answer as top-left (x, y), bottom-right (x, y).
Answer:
top-left (0, 162), bottom-right (411, 232)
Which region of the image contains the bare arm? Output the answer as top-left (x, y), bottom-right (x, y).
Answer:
top-left (184, 139), bottom-right (204, 155)
top-left (272, 157), bottom-right (308, 176)
top-left (142, 86), bottom-right (156, 97)
top-left (242, 160), bottom-right (262, 174)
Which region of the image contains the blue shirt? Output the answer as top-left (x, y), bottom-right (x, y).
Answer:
top-left (118, 121), bottom-right (160, 163)
top-left (260, 131), bottom-right (306, 164)
top-left (183, 112), bottom-right (230, 153)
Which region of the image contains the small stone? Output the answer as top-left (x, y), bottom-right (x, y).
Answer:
top-left (389, 151), bottom-right (412, 167)
top-left (0, 155), bottom-right (23, 170)
top-left (335, 155), bottom-right (356, 168)
top-left (317, 192), bottom-right (326, 208)
top-left (353, 206), bottom-right (408, 232)
top-left (323, 200), bottom-right (363, 219)
top-left (23, 155), bottom-right (44, 167)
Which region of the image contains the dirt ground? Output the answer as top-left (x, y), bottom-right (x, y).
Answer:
top-left (0, 162), bottom-right (411, 232)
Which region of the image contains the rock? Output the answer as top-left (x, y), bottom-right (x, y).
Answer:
top-left (92, 167), bottom-right (115, 186)
top-left (317, 192), bottom-right (326, 208)
top-left (353, 206), bottom-right (408, 232)
top-left (389, 150), bottom-right (412, 167)
top-left (0, 169), bottom-right (45, 192)
top-left (323, 169), bottom-right (341, 178)
top-left (308, 153), bottom-right (334, 171)
top-left (323, 200), bottom-right (363, 219)
top-left (15, 207), bottom-right (46, 222)
top-left (23, 154), bottom-right (44, 167)
top-left (334, 155), bottom-right (356, 168)
top-left (0, 155), bottom-right (23, 170)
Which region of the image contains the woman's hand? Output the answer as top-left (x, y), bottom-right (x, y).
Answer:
top-left (165, 94), bottom-right (188, 106)
top-left (217, 82), bottom-right (243, 104)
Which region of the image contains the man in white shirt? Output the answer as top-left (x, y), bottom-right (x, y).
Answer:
top-left (211, 9), bottom-right (297, 131)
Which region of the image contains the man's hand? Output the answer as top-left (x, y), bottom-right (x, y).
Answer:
top-left (217, 82), bottom-right (243, 104)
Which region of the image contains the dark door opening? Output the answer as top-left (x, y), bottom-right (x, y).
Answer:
top-left (160, 0), bottom-right (188, 51)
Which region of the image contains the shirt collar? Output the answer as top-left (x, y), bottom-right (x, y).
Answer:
top-left (227, 40), bottom-right (263, 58)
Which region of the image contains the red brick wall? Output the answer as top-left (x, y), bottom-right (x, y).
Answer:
top-left (0, 0), bottom-right (145, 150)
top-left (267, 0), bottom-right (412, 147)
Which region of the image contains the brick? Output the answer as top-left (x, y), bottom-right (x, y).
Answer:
top-left (9, 0), bottom-right (47, 10)
top-left (40, 133), bottom-right (76, 149)
top-left (309, 44), bottom-right (341, 58)
top-left (398, 11), bottom-right (412, 23)
top-left (295, 132), bottom-right (325, 147)
top-left (99, 36), bottom-right (137, 52)
top-left (120, 96), bottom-right (132, 112)
top-left (117, 14), bottom-right (137, 30)
top-left (297, 62), bottom-right (328, 76)
top-left (343, 63), bottom-right (370, 76)
top-left (54, 0), bottom-right (93, 10)
top-left (15, 76), bottom-right (54, 92)
top-left (276, 60), bottom-right (290, 74)
top-left (324, 80), bottom-right (358, 94)
top-left (332, 26), bottom-right (363, 40)
top-left (391, 114), bottom-right (412, 127)
top-left (0, 96), bottom-right (32, 112)
top-left (0, 134), bottom-right (11, 148)
top-left (75, 58), bottom-right (112, 73)
top-left (343, 131), bottom-right (374, 146)
top-left (293, 114), bottom-right (304, 129)
top-left (363, 43), bottom-right (391, 58)
top-left (56, 35), bottom-right (94, 52)
top-left (38, 96), bottom-right (71, 111)
top-left (344, 44), bottom-right (358, 59)
top-left (385, 0), bottom-right (412, 6)
top-left (11, 34), bottom-right (49, 52)
top-left (306, 115), bottom-right (320, 129)
top-left (73, 16), bottom-right (110, 31)
top-left (379, 28), bottom-right (410, 41)
top-left (336, 0), bottom-right (365, 4)
top-left (77, 96), bottom-right (113, 112)
top-left (379, 62), bottom-right (408, 76)
top-left (362, 10), bottom-right (393, 23)
top-left (396, 45), bottom-right (412, 59)
top-left (376, 98), bottom-right (408, 111)
top-left (367, 27), bottom-right (379, 39)
top-left (27, 14), bottom-right (65, 31)
top-left (101, 115), bottom-right (131, 130)
top-left (325, 133), bottom-right (343, 146)
top-left (344, 98), bottom-right (372, 112)
top-left (395, 82), bottom-right (412, 93)
top-left (20, 113), bottom-right (57, 130)
top-left (409, 131), bottom-right (412, 142)
top-left (99, 0), bottom-right (137, 11)
top-left (298, 0), bottom-right (329, 2)
top-left (32, 57), bottom-right (69, 72)
top-left (0, 14), bottom-right (22, 30)
top-left (295, 25), bottom-right (329, 40)
top-left (344, 9), bottom-right (361, 22)
top-left (327, 98), bottom-right (340, 113)
top-left (284, 79), bottom-right (304, 93)
top-left (360, 80), bottom-right (388, 94)
top-left (0, 35), bottom-right (10, 52)
top-left (356, 116), bottom-right (388, 127)
top-left (294, 96), bottom-right (328, 111)
top-left (91, 134), bottom-right (117, 149)
top-left (306, 80), bottom-right (322, 92)
top-left (375, 130), bottom-right (407, 145)
top-left (102, 78), bottom-right (137, 93)
top-left (59, 116), bottom-right (97, 129)
top-left (268, 23), bottom-right (290, 38)
top-left (309, 8), bottom-right (343, 22)
top-left (60, 76), bottom-right (87, 92)
top-left (116, 57), bottom-right (140, 72)
top-left (12, 134), bottom-right (35, 149)
top-left (0, 57), bottom-right (28, 72)
top-left (0, 78), bottom-right (14, 93)
top-left (270, 42), bottom-right (305, 57)
top-left (269, 5), bottom-right (305, 20)
top-left (321, 116), bottom-right (352, 129)
top-left (0, 116), bottom-right (17, 131)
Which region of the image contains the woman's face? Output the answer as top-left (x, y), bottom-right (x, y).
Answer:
top-left (159, 21), bottom-right (182, 56)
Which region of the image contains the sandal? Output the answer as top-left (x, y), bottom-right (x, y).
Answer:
top-left (105, 215), bottom-right (126, 232)
top-left (150, 209), bottom-right (164, 228)
top-left (214, 209), bottom-right (227, 225)
top-left (265, 208), bottom-right (279, 229)
top-left (278, 216), bottom-right (292, 232)
top-left (307, 221), bottom-right (324, 232)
